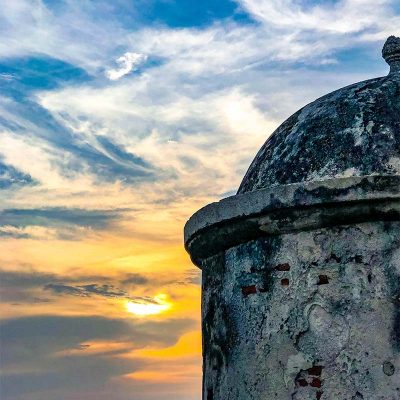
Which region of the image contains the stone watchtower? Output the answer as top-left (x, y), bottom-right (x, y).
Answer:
top-left (184, 37), bottom-right (400, 400)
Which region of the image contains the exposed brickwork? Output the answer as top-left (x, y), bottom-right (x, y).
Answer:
top-left (317, 275), bottom-right (329, 285)
top-left (275, 263), bottom-right (291, 271)
top-left (310, 378), bottom-right (322, 388)
top-left (241, 285), bottom-right (257, 297)
top-left (307, 366), bottom-right (324, 376)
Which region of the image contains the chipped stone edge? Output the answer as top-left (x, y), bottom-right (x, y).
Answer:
top-left (184, 175), bottom-right (400, 266)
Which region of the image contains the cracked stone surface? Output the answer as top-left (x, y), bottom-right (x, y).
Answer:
top-left (202, 222), bottom-right (400, 400)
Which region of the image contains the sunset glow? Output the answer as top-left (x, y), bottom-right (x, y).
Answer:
top-left (1, 1), bottom-right (396, 400)
top-left (126, 294), bottom-right (172, 316)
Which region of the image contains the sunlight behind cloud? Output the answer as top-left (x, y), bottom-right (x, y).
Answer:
top-left (1, 1), bottom-right (400, 400)
top-left (126, 294), bottom-right (171, 316)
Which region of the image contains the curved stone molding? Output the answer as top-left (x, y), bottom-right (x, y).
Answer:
top-left (185, 175), bottom-right (400, 266)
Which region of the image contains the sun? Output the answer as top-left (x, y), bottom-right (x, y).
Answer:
top-left (126, 294), bottom-right (171, 316)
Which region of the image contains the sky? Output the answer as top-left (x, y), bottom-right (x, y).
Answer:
top-left (0, 1), bottom-right (399, 399)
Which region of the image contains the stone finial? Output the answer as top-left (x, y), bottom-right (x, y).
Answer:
top-left (382, 36), bottom-right (400, 74)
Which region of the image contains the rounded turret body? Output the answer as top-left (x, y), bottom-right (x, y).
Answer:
top-left (185, 37), bottom-right (400, 400)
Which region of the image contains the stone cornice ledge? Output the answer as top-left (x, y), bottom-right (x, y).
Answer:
top-left (184, 175), bottom-right (400, 267)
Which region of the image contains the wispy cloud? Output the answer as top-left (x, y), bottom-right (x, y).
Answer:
top-left (1, 1), bottom-right (399, 400)
top-left (0, 160), bottom-right (36, 189)
top-left (43, 282), bottom-right (148, 302)
top-left (0, 207), bottom-right (130, 240)
top-left (106, 52), bottom-right (147, 80)
top-left (0, 268), bottom-right (155, 306)
top-left (237, 0), bottom-right (399, 34)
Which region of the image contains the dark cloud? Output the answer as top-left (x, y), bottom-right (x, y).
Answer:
top-left (0, 229), bottom-right (30, 239)
top-left (0, 160), bottom-right (36, 190)
top-left (96, 135), bottom-right (152, 170)
top-left (0, 264), bottom-right (110, 289)
top-left (0, 269), bottom-right (57, 303)
top-left (0, 269), bottom-right (125, 303)
top-left (0, 207), bottom-right (128, 230)
top-left (0, 314), bottom-right (196, 399)
top-left (44, 283), bottom-right (131, 300)
top-left (1, 357), bottom-right (138, 400)
top-left (120, 273), bottom-right (149, 286)
top-left (0, 269), bottom-right (58, 289)
top-left (0, 269), bottom-right (162, 308)
top-left (1, 315), bottom-right (131, 347)
top-left (43, 283), bottom-right (85, 297)
top-left (43, 282), bottom-right (159, 306)
top-left (0, 314), bottom-right (195, 362)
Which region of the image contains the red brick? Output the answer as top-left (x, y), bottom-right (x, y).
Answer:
top-left (275, 263), bottom-right (291, 271)
top-left (317, 275), bottom-right (329, 285)
top-left (242, 285), bottom-right (257, 297)
top-left (307, 365), bottom-right (324, 376)
top-left (310, 378), bottom-right (322, 388)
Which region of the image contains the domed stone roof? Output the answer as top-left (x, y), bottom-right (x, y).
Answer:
top-left (238, 36), bottom-right (400, 194)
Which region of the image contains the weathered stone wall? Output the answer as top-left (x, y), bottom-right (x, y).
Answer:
top-left (202, 221), bottom-right (400, 400)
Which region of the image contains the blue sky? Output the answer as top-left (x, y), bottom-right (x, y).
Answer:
top-left (0, 1), bottom-right (399, 400)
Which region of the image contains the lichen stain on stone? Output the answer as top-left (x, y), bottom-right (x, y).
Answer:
top-left (200, 221), bottom-right (400, 399)
top-left (383, 360), bottom-right (395, 376)
top-left (238, 73), bottom-right (400, 194)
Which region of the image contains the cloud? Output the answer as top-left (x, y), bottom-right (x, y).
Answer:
top-left (0, 269), bottom-right (58, 289)
top-left (43, 282), bottom-right (170, 315)
top-left (237, 0), bottom-right (398, 33)
top-left (44, 283), bottom-right (129, 299)
top-left (37, 82), bottom-right (279, 207)
top-left (43, 283), bottom-right (87, 297)
top-left (0, 160), bottom-right (35, 189)
top-left (121, 273), bottom-right (150, 286)
top-left (0, 103), bottom-right (156, 190)
top-left (0, 314), bottom-right (196, 399)
top-left (106, 52), bottom-right (147, 80)
top-left (0, 207), bottom-right (126, 229)
top-left (0, 0), bottom-right (397, 217)
top-left (0, 0), bottom-right (133, 74)
top-left (0, 268), bottom-right (154, 303)
top-left (0, 207), bottom-right (131, 241)
top-left (0, 269), bottom-right (141, 304)
top-left (0, 225), bottom-right (49, 239)
top-left (183, 269), bottom-right (202, 286)
top-left (28, 3), bottom-right (398, 213)
top-left (0, 2), bottom-right (399, 400)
